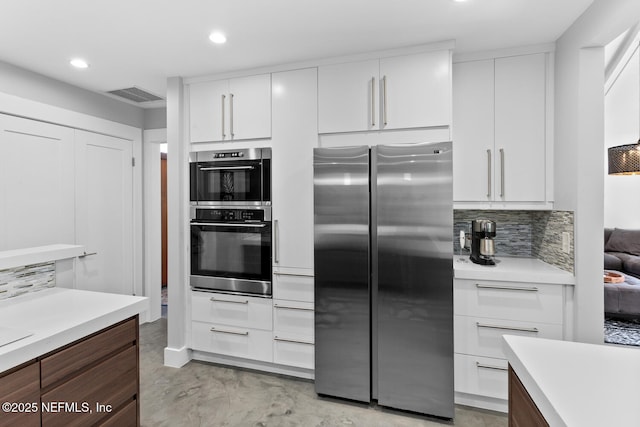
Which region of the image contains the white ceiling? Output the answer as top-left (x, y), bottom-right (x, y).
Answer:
top-left (0, 0), bottom-right (595, 107)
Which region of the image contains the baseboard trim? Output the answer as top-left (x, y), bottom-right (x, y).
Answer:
top-left (163, 346), bottom-right (191, 368)
top-left (191, 351), bottom-right (314, 380)
top-left (455, 392), bottom-right (507, 413)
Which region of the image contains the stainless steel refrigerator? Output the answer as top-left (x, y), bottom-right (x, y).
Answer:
top-left (313, 141), bottom-right (453, 418)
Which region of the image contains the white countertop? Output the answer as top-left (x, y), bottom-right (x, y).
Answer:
top-left (503, 335), bottom-right (640, 427)
top-left (0, 244), bottom-right (85, 270)
top-left (454, 256), bottom-right (575, 284)
top-left (0, 288), bottom-right (148, 372)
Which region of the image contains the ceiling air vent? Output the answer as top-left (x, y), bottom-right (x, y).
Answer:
top-left (107, 86), bottom-right (164, 103)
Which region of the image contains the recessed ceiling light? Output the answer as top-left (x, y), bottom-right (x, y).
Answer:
top-left (453, 0), bottom-right (468, 2)
top-left (209, 31), bottom-right (227, 44)
top-left (70, 58), bottom-right (89, 69)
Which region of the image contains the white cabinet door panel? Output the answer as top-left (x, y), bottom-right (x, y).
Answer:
top-left (229, 74), bottom-right (271, 141)
top-left (380, 50), bottom-right (451, 130)
top-left (272, 68), bottom-right (317, 272)
top-left (0, 115), bottom-right (75, 251)
top-left (455, 354), bottom-right (508, 400)
top-left (273, 273), bottom-right (314, 303)
top-left (318, 59), bottom-right (379, 134)
top-left (75, 130), bottom-right (133, 295)
top-left (452, 60), bottom-right (495, 202)
top-left (192, 321), bottom-right (273, 362)
top-left (189, 80), bottom-right (228, 143)
top-left (495, 54), bottom-right (546, 202)
top-left (191, 291), bottom-right (273, 330)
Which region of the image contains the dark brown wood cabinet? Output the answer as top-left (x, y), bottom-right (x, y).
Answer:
top-left (0, 316), bottom-right (139, 427)
top-left (508, 365), bottom-right (549, 427)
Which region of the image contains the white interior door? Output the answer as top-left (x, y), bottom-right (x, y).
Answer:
top-left (0, 114), bottom-right (75, 251)
top-left (75, 130), bottom-right (133, 294)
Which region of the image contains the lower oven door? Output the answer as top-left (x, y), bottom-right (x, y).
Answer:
top-left (190, 221), bottom-right (272, 296)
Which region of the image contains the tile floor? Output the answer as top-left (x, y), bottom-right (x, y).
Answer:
top-left (139, 319), bottom-right (507, 427)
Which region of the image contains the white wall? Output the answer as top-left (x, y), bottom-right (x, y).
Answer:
top-left (604, 46), bottom-right (640, 228)
top-left (555, 0), bottom-right (640, 344)
top-left (0, 59), bottom-right (145, 128)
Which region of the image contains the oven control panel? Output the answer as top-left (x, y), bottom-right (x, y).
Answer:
top-left (195, 208), bottom-right (265, 222)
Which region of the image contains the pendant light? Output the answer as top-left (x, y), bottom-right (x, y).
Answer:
top-left (608, 140), bottom-right (640, 175)
top-left (608, 39), bottom-right (640, 176)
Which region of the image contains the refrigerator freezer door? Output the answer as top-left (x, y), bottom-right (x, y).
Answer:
top-left (375, 141), bottom-right (454, 418)
top-left (313, 146), bottom-right (371, 402)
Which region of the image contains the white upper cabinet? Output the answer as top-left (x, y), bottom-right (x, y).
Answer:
top-left (453, 52), bottom-right (550, 207)
top-left (318, 50), bottom-right (451, 134)
top-left (189, 73), bottom-right (271, 143)
top-left (494, 54), bottom-right (546, 203)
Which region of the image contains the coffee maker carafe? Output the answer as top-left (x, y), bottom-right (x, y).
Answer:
top-left (470, 219), bottom-right (496, 265)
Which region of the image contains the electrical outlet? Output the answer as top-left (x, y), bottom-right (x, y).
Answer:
top-left (562, 232), bottom-right (571, 254)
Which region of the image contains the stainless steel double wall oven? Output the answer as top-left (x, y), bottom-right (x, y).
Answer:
top-left (189, 148), bottom-right (272, 297)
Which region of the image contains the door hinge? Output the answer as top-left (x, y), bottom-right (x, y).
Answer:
top-left (132, 157), bottom-right (136, 167)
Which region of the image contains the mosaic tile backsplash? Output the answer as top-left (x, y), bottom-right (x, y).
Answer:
top-left (454, 210), bottom-right (574, 273)
top-left (0, 262), bottom-right (56, 300)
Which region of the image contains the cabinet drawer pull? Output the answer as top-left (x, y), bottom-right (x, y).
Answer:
top-left (209, 297), bottom-right (249, 304)
top-left (476, 322), bottom-right (539, 333)
top-left (476, 362), bottom-right (508, 371)
top-left (221, 94), bottom-right (226, 139)
top-left (274, 304), bottom-right (313, 312)
top-left (371, 77), bottom-right (376, 127)
top-left (210, 326), bottom-right (249, 336)
top-left (486, 149), bottom-right (491, 198)
top-left (273, 272), bottom-right (314, 277)
top-left (382, 75), bottom-right (388, 126)
top-left (230, 93), bottom-right (235, 138)
top-left (274, 219), bottom-right (280, 264)
top-left (475, 284), bottom-right (538, 292)
top-left (274, 336), bottom-right (314, 345)
top-left (499, 148), bottom-right (505, 198)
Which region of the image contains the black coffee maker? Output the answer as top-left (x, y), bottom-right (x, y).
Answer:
top-left (470, 219), bottom-right (496, 265)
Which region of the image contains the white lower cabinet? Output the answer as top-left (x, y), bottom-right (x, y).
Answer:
top-left (454, 278), bottom-right (565, 411)
top-left (191, 291), bottom-right (274, 363)
top-left (191, 321), bottom-right (273, 362)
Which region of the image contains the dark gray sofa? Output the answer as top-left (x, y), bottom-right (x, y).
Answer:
top-left (604, 228), bottom-right (640, 279)
top-left (604, 228), bottom-right (640, 318)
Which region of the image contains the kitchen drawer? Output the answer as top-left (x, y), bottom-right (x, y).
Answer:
top-left (454, 315), bottom-right (563, 359)
top-left (96, 399), bottom-right (137, 427)
top-left (273, 300), bottom-right (314, 339)
top-left (42, 346), bottom-right (138, 427)
top-left (454, 279), bottom-right (563, 323)
top-left (41, 317), bottom-right (137, 388)
top-left (273, 336), bottom-right (314, 370)
top-left (191, 321), bottom-right (273, 362)
top-left (273, 273), bottom-right (314, 303)
top-left (191, 291), bottom-right (273, 330)
top-left (454, 353), bottom-right (508, 400)
top-left (0, 361), bottom-right (39, 427)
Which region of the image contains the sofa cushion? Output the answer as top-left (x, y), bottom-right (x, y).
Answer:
top-left (624, 258), bottom-right (640, 277)
top-left (605, 228), bottom-right (640, 256)
top-left (605, 252), bottom-right (623, 270)
top-left (605, 228), bottom-right (614, 246)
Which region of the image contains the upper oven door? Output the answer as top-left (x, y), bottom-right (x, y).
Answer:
top-left (191, 159), bottom-right (264, 206)
top-left (190, 220), bottom-right (272, 283)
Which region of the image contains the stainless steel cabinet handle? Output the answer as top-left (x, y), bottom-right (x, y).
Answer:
top-left (78, 251), bottom-right (98, 258)
top-left (191, 222), bottom-right (267, 228)
top-left (209, 297), bottom-right (249, 304)
top-left (487, 149), bottom-right (492, 198)
top-left (476, 362), bottom-right (508, 371)
top-left (274, 336), bottom-right (314, 345)
top-left (476, 322), bottom-right (539, 333)
top-left (382, 75), bottom-right (388, 126)
top-left (475, 284), bottom-right (538, 292)
top-left (199, 166), bottom-right (255, 171)
top-left (230, 93), bottom-right (235, 139)
top-left (500, 148), bottom-right (505, 198)
top-left (273, 304), bottom-right (313, 312)
top-left (371, 77), bottom-right (376, 127)
top-left (274, 219), bottom-right (279, 264)
top-left (221, 94), bottom-right (226, 139)
top-left (273, 272), bottom-right (314, 278)
top-left (210, 326), bottom-right (249, 336)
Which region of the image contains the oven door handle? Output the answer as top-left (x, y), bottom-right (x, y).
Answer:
top-left (199, 166), bottom-right (255, 171)
top-left (190, 222), bottom-right (267, 228)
